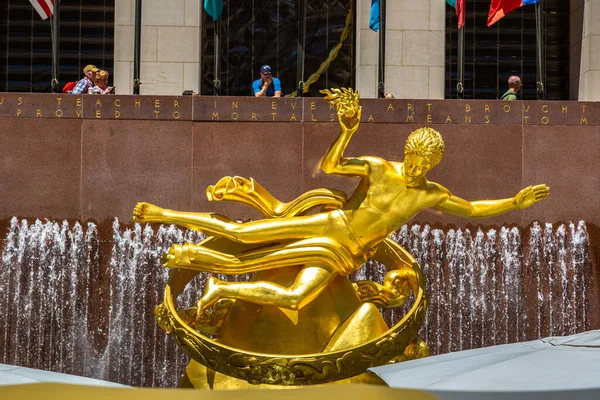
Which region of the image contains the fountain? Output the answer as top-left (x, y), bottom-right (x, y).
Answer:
top-left (0, 217), bottom-right (594, 386)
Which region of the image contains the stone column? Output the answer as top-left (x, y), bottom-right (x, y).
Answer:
top-left (575, 0), bottom-right (600, 100)
top-left (570, 0), bottom-right (584, 99)
top-left (114, 0), bottom-right (201, 95)
top-left (355, 0), bottom-right (446, 99)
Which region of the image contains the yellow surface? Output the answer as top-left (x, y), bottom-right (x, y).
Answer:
top-left (0, 383), bottom-right (439, 400)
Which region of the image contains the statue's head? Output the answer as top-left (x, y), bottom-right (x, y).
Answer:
top-left (403, 128), bottom-right (445, 186)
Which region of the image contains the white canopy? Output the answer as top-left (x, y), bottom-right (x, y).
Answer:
top-left (370, 330), bottom-right (600, 399)
top-left (0, 364), bottom-right (127, 387)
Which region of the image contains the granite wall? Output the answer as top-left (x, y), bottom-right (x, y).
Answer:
top-left (0, 94), bottom-right (599, 229)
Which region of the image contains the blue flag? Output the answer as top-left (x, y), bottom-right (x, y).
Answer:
top-left (446, 0), bottom-right (456, 7)
top-left (204, 0), bottom-right (223, 21)
top-left (369, 0), bottom-right (380, 32)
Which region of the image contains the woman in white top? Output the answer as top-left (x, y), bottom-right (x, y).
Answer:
top-left (89, 70), bottom-right (114, 94)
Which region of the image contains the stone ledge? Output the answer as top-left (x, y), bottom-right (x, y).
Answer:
top-left (0, 94), bottom-right (598, 125)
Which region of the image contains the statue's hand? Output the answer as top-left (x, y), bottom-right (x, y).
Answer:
top-left (338, 105), bottom-right (362, 133)
top-left (514, 184), bottom-right (550, 209)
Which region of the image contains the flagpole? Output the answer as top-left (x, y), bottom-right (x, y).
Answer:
top-left (454, 0), bottom-right (465, 99)
top-left (296, 0), bottom-right (306, 97)
top-left (213, 17), bottom-right (221, 95)
top-left (133, 0), bottom-right (142, 94)
top-left (457, 25), bottom-right (464, 99)
top-left (377, 0), bottom-right (386, 98)
top-left (535, 0), bottom-right (544, 99)
top-left (51, 0), bottom-right (60, 93)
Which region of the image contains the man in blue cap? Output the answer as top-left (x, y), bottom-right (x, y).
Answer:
top-left (252, 65), bottom-right (282, 97)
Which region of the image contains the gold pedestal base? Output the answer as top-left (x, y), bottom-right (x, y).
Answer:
top-left (158, 240), bottom-right (427, 386)
top-left (181, 359), bottom-right (388, 390)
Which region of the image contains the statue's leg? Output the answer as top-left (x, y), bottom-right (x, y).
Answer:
top-left (163, 237), bottom-right (357, 316)
top-left (198, 264), bottom-right (336, 313)
top-left (164, 237), bottom-right (357, 276)
top-left (134, 202), bottom-right (237, 232)
top-left (135, 202), bottom-right (334, 245)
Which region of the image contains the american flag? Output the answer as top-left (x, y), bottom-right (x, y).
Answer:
top-left (29, 0), bottom-right (54, 20)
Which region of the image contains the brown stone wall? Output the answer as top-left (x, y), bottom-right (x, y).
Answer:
top-left (0, 94), bottom-right (598, 228)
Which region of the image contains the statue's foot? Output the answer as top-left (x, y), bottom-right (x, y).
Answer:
top-left (163, 244), bottom-right (184, 268)
top-left (163, 243), bottom-right (240, 270)
top-left (196, 276), bottom-right (223, 318)
top-left (133, 202), bottom-right (165, 223)
top-left (163, 243), bottom-right (200, 268)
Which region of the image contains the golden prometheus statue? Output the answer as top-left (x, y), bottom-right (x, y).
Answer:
top-left (133, 88), bottom-right (550, 388)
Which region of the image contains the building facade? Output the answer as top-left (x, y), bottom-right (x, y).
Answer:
top-left (111, 0), bottom-right (600, 101)
top-left (1, 0), bottom-right (598, 100)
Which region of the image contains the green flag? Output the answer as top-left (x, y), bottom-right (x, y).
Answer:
top-left (204, 0), bottom-right (223, 21)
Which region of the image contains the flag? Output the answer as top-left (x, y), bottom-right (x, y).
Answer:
top-left (488, 0), bottom-right (540, 26)
top-left (446, 0), bottom-right (466, 29)
top-left (29, 0), bottom-right (54, 20)
top-left (369, 0), bottom-right (380, 32)
top-left (204, 0), bottom-right (223, 21)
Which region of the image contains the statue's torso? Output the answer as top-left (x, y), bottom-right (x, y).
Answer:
top-left (344, 162), bottom-right (443, 248)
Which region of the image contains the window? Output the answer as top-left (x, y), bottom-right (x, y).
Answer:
top-left (201, 0), bottom-right (355, 96)
top-left (445, 0), bottom-right (569, 100)
top-left (0, 0), bottom-right (115, 93)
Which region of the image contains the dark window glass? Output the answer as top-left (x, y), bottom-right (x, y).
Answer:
top-left (445, 0), bottom-right (569, 100)
top-left (0, 0), bottom-right (114, 93)
top-left (201, 0), bottom-right (355, 96)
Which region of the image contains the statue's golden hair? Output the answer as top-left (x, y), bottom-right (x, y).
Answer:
top-left (404, 127), bottom-right (445, 167)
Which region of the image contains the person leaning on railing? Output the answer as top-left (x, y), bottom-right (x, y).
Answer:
top-left (252, 65), bottom-right (281, 98)
top-left (500, 76), bottom-right (522, 101)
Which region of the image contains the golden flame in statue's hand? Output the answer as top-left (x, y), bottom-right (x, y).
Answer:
top-left (320, 87), bottom-right (360, 118)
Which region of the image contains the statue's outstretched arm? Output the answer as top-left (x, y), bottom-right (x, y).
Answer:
top-left (320, 88), bottom-right (368, 177)
top-left (436, 184), bottom-right (550, 218)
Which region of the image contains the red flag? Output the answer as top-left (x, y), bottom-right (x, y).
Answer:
top-left (29, 0), bottom-right (54, 20)
top-left (488, 0), bottom-right (522, 26)
top-left (456, 0), bottom-right (466, 29)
